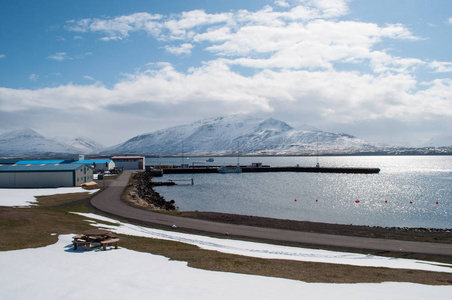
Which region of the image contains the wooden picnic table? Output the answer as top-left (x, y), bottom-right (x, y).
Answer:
top-left (72, 229), bottom-right (119, 250)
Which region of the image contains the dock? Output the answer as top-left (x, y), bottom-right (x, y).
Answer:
top-left (156, 165), bottom-right (380, 174)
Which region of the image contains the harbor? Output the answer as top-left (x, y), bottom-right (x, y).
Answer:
top-left (152, 165), bottom-right (381, 174)
top-left (150, 155), bottom-right (452, 229)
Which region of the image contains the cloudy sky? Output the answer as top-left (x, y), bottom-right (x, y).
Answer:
top-left (1, 0), bottom-right (451, 147)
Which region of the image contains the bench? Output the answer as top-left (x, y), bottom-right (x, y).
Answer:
top-left (72, 240), bottom-right (91, 251)
top-left (101, 238), bottom-right (119, 250)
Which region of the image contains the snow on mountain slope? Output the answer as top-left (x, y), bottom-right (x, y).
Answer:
top-left (0, 129), bottom-right (78, 156)
top-left (54, 136), bottom-right (105, 154)
top-left (105, 115), bottom-right (381, 155)
top-left (423, 135), bottom-right (452, 147)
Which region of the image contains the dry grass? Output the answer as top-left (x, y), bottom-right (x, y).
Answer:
top-left (119, 235), bottom-right (452, 285)
top-left (35, 192), bottom-right (96, 207)
top-left (1, 192), bottom-right (451, 285)
top-left (0, 207), bottom-right (91, 251)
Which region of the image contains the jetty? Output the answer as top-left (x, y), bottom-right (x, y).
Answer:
top-left (154, 165), bottom-right (380, 174)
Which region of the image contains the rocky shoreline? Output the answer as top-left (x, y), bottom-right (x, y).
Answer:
top-left (125, 172), bottom-right (177, 211)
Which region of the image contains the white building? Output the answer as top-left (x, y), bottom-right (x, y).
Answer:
top-left (0, 163), bottom-right (94, 188)
top-left (78, 159), bottom-right (115, 172)
top-left (111, 156), bottom-right (145, 170)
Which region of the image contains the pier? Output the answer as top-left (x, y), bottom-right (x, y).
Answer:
top-left (155, 165), bottom-right (380, 174)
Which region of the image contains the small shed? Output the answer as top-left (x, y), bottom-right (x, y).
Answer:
top-left (111, 156), bottom-right (145, 170)
top-left (0, 163), bottom-right (94, 188)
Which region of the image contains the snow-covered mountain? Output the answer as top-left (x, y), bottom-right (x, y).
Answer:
top-left (54, 136), bottom-right (105, 154)
top-left (0, 129), bottom-right (79, 157)
top-left (423, 135), bottom-right (452, 147)
top-left (104, 115), bottom-right (381, 155)
top-left (0, 129), bottom-right (107, 157)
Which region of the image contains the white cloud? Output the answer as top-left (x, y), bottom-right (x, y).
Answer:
top-left (47, 52), bottom-right (71, 61)
top-left (83, 75), bottom-right (95, 81)
top-left (1, 62), bottom-right (451, 134)
top-left (0, 54), bottom-right (5, 59)
top-left (29, 74), bottom-right (39, 81)
top-left (274, 0), bottom-right (290, 8)
top-left (380, 23), bottom-right (420, 40)
top-left (303, 0), bottom-right (350, 18)
top-left (164, 43), bottom-right (194, 55)
top-left (0, 62), bottom-right (451, 145)
top-left (429, 60), bottom-right (452, 73)
top-left (448, 17), bottom-right (452, 24)
top-left (66, 12), bottom-right (163, 41)
top-left (2, 1), bottom-right (451, 146)
top-left (164, 10), bottom-right (232, 40)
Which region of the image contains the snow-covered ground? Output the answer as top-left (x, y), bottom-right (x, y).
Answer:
top-left (76, 213), bottom-right (452, 274)
top-left (1, 189), bottom-right (452, 299)
top-left (0, 187), bottom-right (99, 207)
top-left (1, 233), bottom-right (451, 300)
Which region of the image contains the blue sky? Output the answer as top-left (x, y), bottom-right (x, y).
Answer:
top-left (1, 0), bottom-right (451, 147)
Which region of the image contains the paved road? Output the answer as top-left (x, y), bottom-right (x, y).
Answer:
top-left (91, 170), bottom-right (452, 257)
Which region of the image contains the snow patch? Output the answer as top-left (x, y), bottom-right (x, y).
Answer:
top-left (75, 212), bottom-right (452, 274)
top-left (0, 187), bottom-right (99, 207)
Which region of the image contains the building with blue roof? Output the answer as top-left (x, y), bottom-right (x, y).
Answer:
top-left (0, 163), bottom-right (94, 188)
top-left (15, 158), bottom-right (115, 172)
top-left (16, 160), bottom-right (66, 165)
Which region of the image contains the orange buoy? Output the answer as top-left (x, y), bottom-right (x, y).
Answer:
top-left (315, 199), bottom-right (318, 202)
top-left (410, 201), bottom-right (413, 204)
top-left (355, 200), bottom-right (360, 203)
top-left (294, 199), bottom-right (297, 202)
top-left (436, 201), bottom-right (439, 205)
top-left (385, 200), bottom-right (388, 203)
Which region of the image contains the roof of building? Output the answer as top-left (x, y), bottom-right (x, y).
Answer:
top-left (0, 159), bottom-right (20, 164)
top-left (111, 156), bottom-right (144, 159)
top-left (16, 159), bottom-right (113, 165)
top-left (16, 160), bottom-right (66, 165)
top-left (0, 163), bottom-right (93, 172)
top-left (78, 159), bottom-right (112, 164)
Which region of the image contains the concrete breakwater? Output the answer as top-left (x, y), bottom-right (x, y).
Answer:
top-left (158, 166), bottom-right (380, 174)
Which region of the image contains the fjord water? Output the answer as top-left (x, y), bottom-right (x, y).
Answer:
top-left (150, 156), bottom-right (452, 229)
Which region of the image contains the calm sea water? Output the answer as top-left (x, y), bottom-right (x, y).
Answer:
top-left (148, 156), bottom-right (452, 229)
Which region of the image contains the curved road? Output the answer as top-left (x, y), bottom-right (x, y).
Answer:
top-left (91, 170), bottom-right (452, 257)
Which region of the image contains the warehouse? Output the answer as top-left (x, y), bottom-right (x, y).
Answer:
top-left (78, 159), bottom-right (115, 172)
top-left (0, 163), bottom-right (94, 188)
top-left (16, 159), bottom-right (115, 172)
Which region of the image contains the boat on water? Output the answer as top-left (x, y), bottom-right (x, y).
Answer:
top-left (217, 165), bottom-right (242, 173)
top-left (218, 142), bottom-right (242, 173)
top-left (206, 158), bottom-right (214, 162)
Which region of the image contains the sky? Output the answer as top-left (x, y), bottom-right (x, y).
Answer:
top-left (1, 0), bottom-right (451, 147)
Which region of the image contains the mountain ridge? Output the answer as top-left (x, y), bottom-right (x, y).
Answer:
top-left (0, 129), bottom-right (104, 157)
top-left (2, 116), bottom-right (451, 157)
top-left (103, 115), bottom-right (382, 155)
